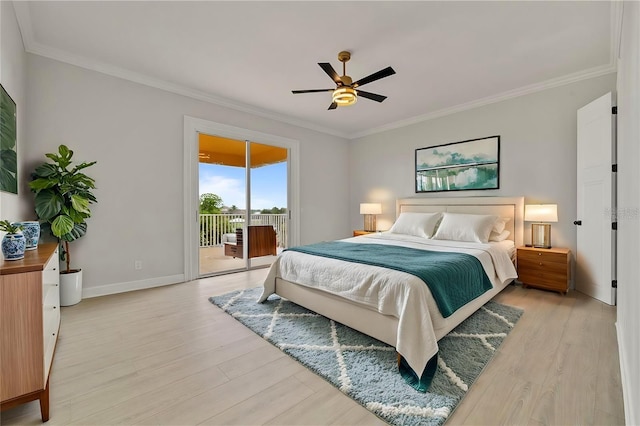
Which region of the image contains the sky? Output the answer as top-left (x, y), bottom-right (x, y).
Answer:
top-left (199, 161), bottom-right (287, 210)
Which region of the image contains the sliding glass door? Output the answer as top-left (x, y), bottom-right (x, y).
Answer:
top-left (197, 134), bottom-right (288, 276)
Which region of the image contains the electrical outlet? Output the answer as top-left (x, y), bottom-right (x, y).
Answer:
top-left (135, 260), bottom-right (142, 270)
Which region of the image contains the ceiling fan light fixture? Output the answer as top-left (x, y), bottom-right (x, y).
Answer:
top-left (332, 87), bottom-right (357, 106)
top-left (293, 51), bottom-right (394, 109)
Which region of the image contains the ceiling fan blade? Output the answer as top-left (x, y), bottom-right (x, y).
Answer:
top-left (356, 90), bottom-right (387, 103)
top-left (318, 63), bottom-right (342, 86)
top-left (292, 89), bottom-right (334, 94)
top-left (352, 66), bottom-right (396, 88)
top-left (328, 102), bottom-right (338, 110)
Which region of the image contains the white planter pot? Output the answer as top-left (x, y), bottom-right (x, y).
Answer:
top-left (60, 270), bottom-right (83, 306)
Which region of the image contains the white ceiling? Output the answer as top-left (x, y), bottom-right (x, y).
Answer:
top-left (14, 1), bottom-right (617, 139)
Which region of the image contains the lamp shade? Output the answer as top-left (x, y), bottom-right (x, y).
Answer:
top-left (524, 204), bottom-right (558, 222)
top-left (360, 203), bottom-right (382, 215)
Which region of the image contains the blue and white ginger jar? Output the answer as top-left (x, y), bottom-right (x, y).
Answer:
top-left (1, 233), bottom-right (26, 261)
top-left (13, 221), bottom-right (40, 250)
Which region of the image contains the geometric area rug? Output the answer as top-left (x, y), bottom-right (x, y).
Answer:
top-left (209, 287), bottom-right (523, 426)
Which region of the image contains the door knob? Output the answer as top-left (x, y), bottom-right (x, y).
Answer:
top-left (573, 220), bottom-right (582, 225)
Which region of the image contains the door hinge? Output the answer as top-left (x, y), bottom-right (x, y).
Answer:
top-left (612, 280), bottom-right (618, 288)
top-left (612, 222), bottom-right (618, 230)
top-left (612, 106), bottom-right (618, 114)
top-left (612, 164), bottom-right (618, 172)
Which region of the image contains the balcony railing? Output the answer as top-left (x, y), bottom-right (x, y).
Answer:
top-left (199, 214), bottom-right (288, 248)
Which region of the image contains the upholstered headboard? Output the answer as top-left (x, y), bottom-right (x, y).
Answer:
top-left (396, 196), bottom-right (524, 247)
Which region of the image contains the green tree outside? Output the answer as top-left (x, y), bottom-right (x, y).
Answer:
top-left (200, 193), bottom-right (223, 214)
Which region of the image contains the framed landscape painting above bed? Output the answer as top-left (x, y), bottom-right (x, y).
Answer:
top-left (416, 135), bottom-right (500, 193)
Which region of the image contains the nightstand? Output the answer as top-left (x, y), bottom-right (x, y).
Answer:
top-left (517, 246), bottom-right (571, 294)
top-left (353, 230), bottom-right (376, 237)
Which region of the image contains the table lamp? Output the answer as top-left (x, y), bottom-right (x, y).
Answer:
top-left (360, 203), bottom-right (382, 232)
top-left (524, 204), bottom-right (558, 248)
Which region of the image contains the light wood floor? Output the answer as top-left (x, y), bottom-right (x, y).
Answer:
top-left (1, 270), bottom-right (625, 425)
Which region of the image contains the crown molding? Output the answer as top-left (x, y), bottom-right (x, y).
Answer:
top-left (351, 0), bottom-right (620, 139)
top-left (27, 41), bottom-right (350, 139)
top-left (11, 2), bottom-right (34, 49)
top-left (349, 63), bottom-right (617, 140)
top-left (13, 1), bottom-right (620, 142)
top-left (612, 0), bottom-right (624, 62)
top-left (12, 3), bottom-right (348, 140)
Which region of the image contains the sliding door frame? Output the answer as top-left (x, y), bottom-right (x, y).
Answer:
top-left (183, 116), bottom-right (300, 282)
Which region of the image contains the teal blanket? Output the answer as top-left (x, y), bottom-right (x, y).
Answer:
top-left (286, 241), bottom-right (493, 318)
top-left (286, 240), bottom-right (494, 393)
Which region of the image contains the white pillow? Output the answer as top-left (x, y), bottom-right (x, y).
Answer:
top-left (432, 213), bottom-right (498, 243)
top-left (492, 217), bottom-right (511, 234)
top-left (489, 229), bottom-right (511, 242)
top-left (389, 212), bottom-right (442, 238)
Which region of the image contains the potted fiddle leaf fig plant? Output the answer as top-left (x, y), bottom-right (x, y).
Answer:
top-left (29, 144), bottom-right (97, 306)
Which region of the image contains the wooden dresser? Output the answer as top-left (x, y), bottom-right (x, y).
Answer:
top-left (0, 243), bottom-right (60, 422)
top-left (517, 246), bottom-right (571, 294)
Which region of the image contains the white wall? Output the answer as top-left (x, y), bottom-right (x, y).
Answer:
top-left (0, 2), bottom-right (28, 222)
top-left (25, 54), bottom-right (349, 295)
top-left (616, 2), bottom-right (640, 424)
top-left (349, 74), bottom-right (616, 260)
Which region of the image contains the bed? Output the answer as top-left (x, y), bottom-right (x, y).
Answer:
top-left (259, 196), bottom-right (524, 389)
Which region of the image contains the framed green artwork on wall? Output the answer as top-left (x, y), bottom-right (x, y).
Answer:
top-left (416, 135), bottom-right (500, 193)
top-left (0, 84), bottom-right (17, 194)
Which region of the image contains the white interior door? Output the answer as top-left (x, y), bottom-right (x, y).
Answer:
top-left (576, 92), bottom-right (616, 305)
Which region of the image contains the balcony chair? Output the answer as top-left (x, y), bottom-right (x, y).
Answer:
top-left (223, 225), bottom-right (277, 259)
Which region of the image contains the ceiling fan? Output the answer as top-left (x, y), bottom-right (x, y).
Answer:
top-left (292, 51), bottom-right (396, 110)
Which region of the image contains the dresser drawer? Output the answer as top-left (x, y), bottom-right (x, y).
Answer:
top-left (518, 270), bottom-right (567, 288)
top-left (517, 249), bottom-right (567, 264)
top-left (43, 303), bottom-right (59, 381)
top-left (42, 249), bottom-right (59, 294)
top-left (518, 258), bottom-right (567, 274)
top-left (43, 282), bottom-right (60, 317)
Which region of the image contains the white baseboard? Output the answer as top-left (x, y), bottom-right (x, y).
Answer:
top-left (616, 321), bottom-right (636, 426)
top-left (82, 274), bottom-right (185, 299)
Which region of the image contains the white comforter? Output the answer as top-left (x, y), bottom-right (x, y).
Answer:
top-left (259, 232), bottom-right (518, 378)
